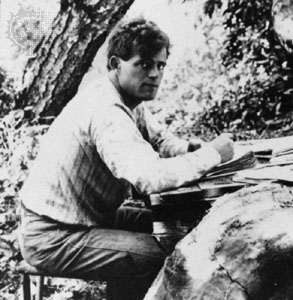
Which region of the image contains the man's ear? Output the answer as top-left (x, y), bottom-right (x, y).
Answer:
top-left (108, 56), bottom-right (120, 71)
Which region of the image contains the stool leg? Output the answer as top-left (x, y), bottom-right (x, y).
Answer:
top-left (35, 276), bottom-right (44, 300)
top-left (23, 274), bottom-right (31, 300)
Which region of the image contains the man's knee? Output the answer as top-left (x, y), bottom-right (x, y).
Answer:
top-left (114, 206), bottom-right (153, 233)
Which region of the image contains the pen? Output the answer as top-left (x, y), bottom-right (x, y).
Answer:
top-left (211, 125), bottom-right (236, 141)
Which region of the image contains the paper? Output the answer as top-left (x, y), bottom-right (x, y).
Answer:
top-left (234, 165), bottom-right (293, 184)
top-left (206, 151), bottom-right (257, 177)
top-left (235, 136), bottom-right (293, 157)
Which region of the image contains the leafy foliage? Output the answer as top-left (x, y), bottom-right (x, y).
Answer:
top-left (0, 68), bottom-right (15, 118)
top-left (0, 111), bottom-right (48, 299)
top-left (193, 0), bottom-right (293, 139)
top-left (204, 0), bottom-right (222, 18)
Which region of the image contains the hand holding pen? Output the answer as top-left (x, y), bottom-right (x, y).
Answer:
top-left (210, 133), bottom-right (234, 163)
top-left (187, 125), bottom-right (234, 162)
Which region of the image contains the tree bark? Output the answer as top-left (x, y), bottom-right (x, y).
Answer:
top-left (145, 183), bottom-right (293, 300)
top-left (17, 0), bottom-right (135, 119)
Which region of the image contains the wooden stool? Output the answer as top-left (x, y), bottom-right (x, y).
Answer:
top-left (15, 260), bottom-right (92, 300)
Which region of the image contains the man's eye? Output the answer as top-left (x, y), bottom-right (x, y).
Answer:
top-left (141, 62), bottom-right (151, 69)
top-left (158, 63), bottom-right (166, 71)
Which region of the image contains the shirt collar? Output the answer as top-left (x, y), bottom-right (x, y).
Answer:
top-left (107, 77), bottom-right (137, 123)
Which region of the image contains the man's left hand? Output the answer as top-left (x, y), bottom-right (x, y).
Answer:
top-left (188, 138), bottom-right (205, 152)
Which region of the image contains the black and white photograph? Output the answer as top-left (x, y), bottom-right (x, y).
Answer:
top-left (1, 0), bottom-right (293, 299)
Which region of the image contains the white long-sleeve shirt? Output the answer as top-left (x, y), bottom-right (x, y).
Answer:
top-left (20, 79), bottom-right (221, 227)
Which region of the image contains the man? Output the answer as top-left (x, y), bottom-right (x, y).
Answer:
top-left (18, 18), bottom-right (233, 300)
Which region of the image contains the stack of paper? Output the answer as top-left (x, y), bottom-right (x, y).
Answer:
top-left (206, 151), bottom-right (257, 178)
top-left (269, 147), bottom-right (293, 164)
top-left (233, 165), bottom-right (293, 184)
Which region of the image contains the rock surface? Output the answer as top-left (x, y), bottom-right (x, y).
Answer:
top-left (145, 183), bottom-right (293, 300)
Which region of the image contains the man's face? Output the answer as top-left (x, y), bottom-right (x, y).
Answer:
top-left (117, 47), bottom-right (167, 104)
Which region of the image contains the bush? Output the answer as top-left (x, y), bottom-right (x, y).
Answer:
top-left (0, 68), bottom-right (15, 118)
top-left (192, 0), bottom-right (293, 139)
top-left (0, 110), bottom-right (48, 299)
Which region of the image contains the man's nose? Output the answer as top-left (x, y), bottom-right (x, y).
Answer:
top-left (148, 66), bottom-right (159, 78)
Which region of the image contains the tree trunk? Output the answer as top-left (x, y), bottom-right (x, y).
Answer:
top-left (145, 183), bottom-right (293, 299)
top-left (17, 0), bottom-right (135, 119)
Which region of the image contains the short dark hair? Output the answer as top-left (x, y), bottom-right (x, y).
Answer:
top-left (106, 18), bottom-right (170, 70)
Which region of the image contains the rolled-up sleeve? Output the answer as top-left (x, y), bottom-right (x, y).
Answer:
top-left (91, 105), bottom-right (221, 195)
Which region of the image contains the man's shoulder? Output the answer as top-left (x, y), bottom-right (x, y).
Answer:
top-left (76, 79), bottom-right (118, 105)
top-left (59, 79), bottom-right (121, 120)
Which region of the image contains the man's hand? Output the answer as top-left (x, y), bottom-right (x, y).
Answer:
top-left (187, 138), bottom-right (205, 152)
top-left (210, 134), bottom-right (234, 163)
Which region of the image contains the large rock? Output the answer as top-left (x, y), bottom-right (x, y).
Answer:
top-left (145, 183), bottom-right (293, 300)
